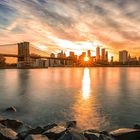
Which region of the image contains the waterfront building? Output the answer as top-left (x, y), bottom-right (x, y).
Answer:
top-left (119, 50), bottom-right (128, 64)
top-left (111, 56), bottom-right (114, 63)
top-left (82, 52), bottom-right (86, 57)
top-left (96, 47), bottom-right (100, 62)
top-left (101, 48), bottom-right (106, 62)
top-left (87, 50), bottom-right (91, 58)
top-left (50, 53), bottom-right (55, 58)
top-left (105, 51), bottom-right (108, 62)
top-left (69, 51), bottom-right (75, 58)
top-left (57, 51), bottom-right (66, 58)
top-left (0, 56), bottom-right (6, 66)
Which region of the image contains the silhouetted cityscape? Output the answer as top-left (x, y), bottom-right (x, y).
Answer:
top-left (0, 42), bottom-right (140, 68)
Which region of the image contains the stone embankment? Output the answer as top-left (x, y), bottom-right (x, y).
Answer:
top-left (0, 118), bottom-right (140, 140)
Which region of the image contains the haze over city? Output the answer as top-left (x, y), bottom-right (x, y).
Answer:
top-left (0, 0), bottom-right (140, 60)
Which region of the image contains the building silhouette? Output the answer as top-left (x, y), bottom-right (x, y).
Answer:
top-left (87, 50), bottom-right (91, 57)
top-left (105, 51), bottom-right (108, 62)
top-left (101, 48), bottom-right (106, 62)
top-left (96, 47), bottom-right (100, 62)
top-left (119, 50), bottom-right (128, 64)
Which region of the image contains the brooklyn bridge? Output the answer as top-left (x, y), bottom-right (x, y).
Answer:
top-left (0, 42), bottom-right (73, 68)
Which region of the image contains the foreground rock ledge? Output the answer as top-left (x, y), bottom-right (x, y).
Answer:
top-left (0, 118), bottom-right (140, 140)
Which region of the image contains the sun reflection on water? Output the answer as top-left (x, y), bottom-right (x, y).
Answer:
top-left (72, 68), bottom-right (103, 130)
top-left (82, 68), bottom-right (91, 100)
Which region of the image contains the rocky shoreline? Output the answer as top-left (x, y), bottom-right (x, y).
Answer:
top-left (0, 118), bottom-right (140, 140)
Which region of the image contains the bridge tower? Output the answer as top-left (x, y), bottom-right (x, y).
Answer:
top-left (18, 42), bottom-right (30, 64)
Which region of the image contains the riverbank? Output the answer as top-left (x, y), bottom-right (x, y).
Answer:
top-left (1, 65), bottom-right (140, 69)
top-left (0, 118), bottom-right (140, 140)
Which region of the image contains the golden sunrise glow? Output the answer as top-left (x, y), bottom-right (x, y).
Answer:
top-left (36, 45), bottom-right (48, 51)
top-left (82, 68), bottom-right (90, 100)
top-left (72, 68), bottom-right (102, 129)
top-left (84, 56), bottom-right (89, 62)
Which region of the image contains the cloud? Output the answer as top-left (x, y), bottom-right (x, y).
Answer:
top-left (0, 0), bottom-right (140, 58)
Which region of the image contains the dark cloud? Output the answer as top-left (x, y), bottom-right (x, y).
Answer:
top-left (0, 3), bottom-right (18, 26)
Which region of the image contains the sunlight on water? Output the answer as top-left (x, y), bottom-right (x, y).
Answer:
top-left (1, 68), bottom-right (140, 130)
top-left (72, 68), bottom-right (103, 129)
top-left (82, 68), bottom-right (91, 100)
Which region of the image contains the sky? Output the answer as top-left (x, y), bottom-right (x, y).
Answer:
top-left (0, 0), bottom-right (140, 60)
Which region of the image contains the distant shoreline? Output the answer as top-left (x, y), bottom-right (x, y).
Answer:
top-left (1, 65), bottom-right (140, 69)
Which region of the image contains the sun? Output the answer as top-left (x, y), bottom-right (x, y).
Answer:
top-left (84, 56), bottom-right (89, 62)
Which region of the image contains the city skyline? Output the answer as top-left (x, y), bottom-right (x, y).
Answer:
top-left (0, 0), bottom-right (140, 60)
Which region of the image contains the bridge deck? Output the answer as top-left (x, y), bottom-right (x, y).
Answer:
top-left (0, 53), bottom-right (72, 60)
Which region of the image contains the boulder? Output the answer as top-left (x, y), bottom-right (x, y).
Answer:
top-left (43, 125), bottom-right (66, 140)
top-left (99, 134), bottom-right (114, 140)
top-left (110, 128), bottom-right (140, 140)
top-left (66, 121), bottom-right (77, 128)
top-left (25, 134), bottom-right (49, 140)
top-left (100, 131), bottom-right (110, 136)
top-left (43, 123), bottom-right (57, 131)
top-left (17, 126), bottom-right (44, 140)
top-left (59, 128), bottom-right (87, 140)
top-left (84, 129), bottom-right (100, 134)
top-left (6, 107), bottom-right (16, 112)
top-left (0, 119), bottom-right (23, 130)
top-left (28, 126), bottom-right (44, 134)
top-left (134, 124), bottom-right (140, 129)
top-left (0, 119), bottom-right (31, 133)
top-left (84, 131), bottom-right (99, 140)
top-left (0, 124), bottom-right (17, 140)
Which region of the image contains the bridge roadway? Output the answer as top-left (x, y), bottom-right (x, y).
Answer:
top-left (0, 53), bottom-right (73, 60)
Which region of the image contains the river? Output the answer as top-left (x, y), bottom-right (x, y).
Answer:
top-left (0, 67), bottom-right (140, 130)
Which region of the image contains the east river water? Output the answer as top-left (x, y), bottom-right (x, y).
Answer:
top-left (0, 68), bottom-right (140, 130)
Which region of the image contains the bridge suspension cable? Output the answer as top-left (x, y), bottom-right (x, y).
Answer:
top-left (30, 44), bottom-right (50, 56)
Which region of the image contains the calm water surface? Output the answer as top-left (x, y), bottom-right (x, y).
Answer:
top-left (0, 68), bottom-right (140, 130)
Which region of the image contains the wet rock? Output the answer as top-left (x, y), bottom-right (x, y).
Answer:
top-left (59, 128), bottom-right (87, 140)
top-left (110, 128), bottom-right (140, 140)
top-left (28, 126), bottom-right (44, 134)
top-left (25, 134), bottom-right (49, 140)
top-left (43, 123), bottom-right (57, 131)
top-left (17, 131), bottom-right (29, 140)
top-left (134, 124), bottom-right (140, 129)
top-left (17, 126), bottom-right (44, 140)
top-left (0, 119), bottom-right (23, 130)
top-left (99, 134), bottom-right (114, 140)
top-left (66, 121), bottom-right (77, 128)
top-left (0, 124), bottom-right (17, 140)
top-left (84, 129), bottom-right (100, 134)
top-left (6, 107), bottom-right (16, 112)
top-left (84, 131), bottom-right (99, 140)
top-left (43, 125), bottom-right (66, 140)
top-left (100, 131), bottom-right (110, 136)
top-left (0, 119), bottom-right (31, 133)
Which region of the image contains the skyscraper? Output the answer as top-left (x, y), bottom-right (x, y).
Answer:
top-left (101, 48), bottom-right (106, 62)
top-left (87, 50), bottom-right (91, 57)
top-left (111, 56), bottom-right (114, 63)
top-left (69, 51), bottom-right (75, 58)
top-left (82, 52), bottom-right (86, 57)
top-left (105, 51), bottom-right (108, 62)
top-left (96, 47), bottom-right (100, 62)
top-left (119, 50), bottom-right (128, 64)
